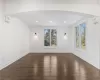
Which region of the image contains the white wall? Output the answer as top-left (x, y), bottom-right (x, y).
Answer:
top-left (70, 18), bottom-right (100, 69)
top-left (4, 0), bottom-right (100, 16)
top-left (0, 1), bottom-right (30, 70)
top-left (0, 0), bottom-right (4, 70)
top-left (30, 26), bottom-right (72, 53)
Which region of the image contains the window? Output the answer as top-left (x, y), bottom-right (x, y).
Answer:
top-left (80, 23), bottom-right (86, 49)
top-left (75, 22), bottom-right (86, 49)
top-left (75, 26), bottom-right (80, 48)
top-left (44, 29), bottom-right (57, 47)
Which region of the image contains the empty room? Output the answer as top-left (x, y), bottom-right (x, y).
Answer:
top-left (0, 0), bottom-right (100, 80)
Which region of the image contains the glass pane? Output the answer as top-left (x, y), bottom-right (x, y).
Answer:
top-left (76, 27), bottom-right (80, 48)
top-left (51, 29), bottom-right (57, 46)
top-left (44, 29), bottom-right (50, 46)
top-left (80, 23), bottom-right (86, 49)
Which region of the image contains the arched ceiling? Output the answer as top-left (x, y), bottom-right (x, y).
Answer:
top-left (12, 10), bottom-right (90, 27)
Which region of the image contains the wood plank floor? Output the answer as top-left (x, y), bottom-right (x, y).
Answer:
top-left (0, 53), bottom-right (100, 80)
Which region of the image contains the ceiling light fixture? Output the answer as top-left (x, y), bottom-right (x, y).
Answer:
top-left (49, 21), bottom-right (52, 23)
top-left (64, 21), bottom-right (66, 23)
top-left (36, 21), bottom-right (39, 23)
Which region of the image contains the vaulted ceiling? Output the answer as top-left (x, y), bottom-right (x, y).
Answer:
top-left (12, 10), bottom-right (90, 27)
top-left (5, 0), bottom-right (99, 27)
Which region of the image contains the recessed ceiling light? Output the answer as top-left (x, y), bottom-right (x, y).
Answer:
top-left (36, 21), bottom-right (39, 23)
top-left (64, 21), bottom-right (66, 23)
top-left (49, 21), bottom-right (52, 23)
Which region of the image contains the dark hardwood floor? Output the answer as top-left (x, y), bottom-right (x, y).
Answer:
top-left (0, 53), bottom-right (100, 80)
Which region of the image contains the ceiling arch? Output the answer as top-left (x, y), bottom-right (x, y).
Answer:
top-left (12, 10), bottom-right (88, 27)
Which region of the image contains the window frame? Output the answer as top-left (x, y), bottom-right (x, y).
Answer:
top-left (44, 28), bottom-right (57, 48)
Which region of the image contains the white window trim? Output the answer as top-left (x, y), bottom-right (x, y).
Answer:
top-left (75, 22), bottom-right (87, 51)
top-left (44, 28), bottom-right (57, 48)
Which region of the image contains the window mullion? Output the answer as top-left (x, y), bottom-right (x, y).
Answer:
top-left (50, 29), bottom-right (51, 46)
